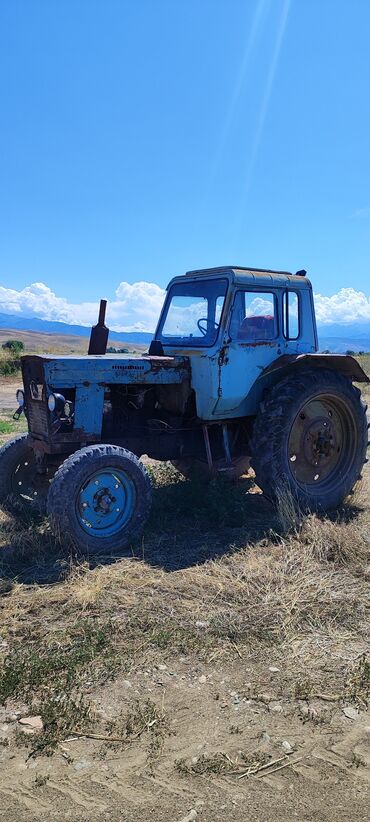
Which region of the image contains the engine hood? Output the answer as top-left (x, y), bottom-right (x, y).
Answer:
top-left (21, 353), bottom-right (190, 388)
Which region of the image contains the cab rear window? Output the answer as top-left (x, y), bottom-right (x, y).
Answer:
top-left (283, 291), bottom-right (300, 339)
top-left (229, 291), bottom-right (277, 341)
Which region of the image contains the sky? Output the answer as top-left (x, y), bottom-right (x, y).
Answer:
top-left (0, 0), bottom-right (370, 331)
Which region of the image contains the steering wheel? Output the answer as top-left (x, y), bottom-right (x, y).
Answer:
top-left (197, 317), bottom-right (219, 336)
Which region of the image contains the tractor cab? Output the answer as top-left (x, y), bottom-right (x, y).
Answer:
top-left (151, 266), bottom-right (318, 419)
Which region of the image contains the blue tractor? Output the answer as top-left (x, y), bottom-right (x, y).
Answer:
top-left (1, 265), bottom-right (368, 554)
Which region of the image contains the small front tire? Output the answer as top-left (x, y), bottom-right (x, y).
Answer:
top-left (0, 433), bottom-right (49, 515)
top-left (47, 444), bottom-right (152, 554)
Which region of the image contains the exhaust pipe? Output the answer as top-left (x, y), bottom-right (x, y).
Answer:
top-left (88, 299), bottom-right (109, 355)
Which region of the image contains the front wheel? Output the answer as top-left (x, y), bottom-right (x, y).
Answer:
top-left (0, 434), bottom-right (51, 515)
top-left (250, 368), bottom-right (368, 512)
top-left (47, 444), bottom-right (152, 554)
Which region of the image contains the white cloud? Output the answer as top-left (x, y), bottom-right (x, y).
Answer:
top-left (0, 280), bottom-right (370, 331)
top-left (247, 296), bottom-right (274, 316)
top-left (0, 280), bottom-right (166, 332)
top-left (112, 281), bottom-right (166, 331)
top-left (313, 288), bottom-right (370, 325)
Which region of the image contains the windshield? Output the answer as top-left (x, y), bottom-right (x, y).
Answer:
top-left (158, 278), bottom-right (228, 346)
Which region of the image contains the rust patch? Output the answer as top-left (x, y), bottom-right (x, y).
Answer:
top-left (218, 346), bottom-right (229, 366)
top-left (173, 349), bottom-right (203, 358)
top-left (29, 429), bottom-right (100, 455)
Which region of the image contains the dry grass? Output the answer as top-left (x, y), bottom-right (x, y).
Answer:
top-left (1, 478), bottom-right (369, 660)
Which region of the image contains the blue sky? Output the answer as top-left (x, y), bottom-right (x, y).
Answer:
top-left (0, 0), bottom-right (370, 330)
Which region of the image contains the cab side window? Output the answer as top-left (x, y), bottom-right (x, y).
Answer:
top-left (283, 291), bottom-right (300, 340)
top-left (230, 291), bottom-right (277, 341)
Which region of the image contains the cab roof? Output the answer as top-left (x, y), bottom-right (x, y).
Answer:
top-left (184, 265), bottom-right (311, 288)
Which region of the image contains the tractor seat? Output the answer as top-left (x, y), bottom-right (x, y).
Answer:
top-left (237, 315), bottom-right (275, 341)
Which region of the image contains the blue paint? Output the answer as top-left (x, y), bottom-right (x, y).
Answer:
top-left (77, 467), bottom-right (136, 537)
top-left (74, 383), bottom-right (105, 435)
top-left (43, 356), bottom-right (189, 388)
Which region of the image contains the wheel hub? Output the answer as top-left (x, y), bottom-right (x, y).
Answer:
top-left (288, 397), bottom-right (346, 486)
top-left (303, 417), bottom-right (337, 464)
top-left (94, 488), bottom-right (116, 513)
top-left (77, 469), bottom-right (136, 537)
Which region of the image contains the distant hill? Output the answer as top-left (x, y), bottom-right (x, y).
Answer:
top-left (317, 321), bottom-right (370, 339)
top-left (0, 327), bottom-right (148, 356)
top-left (318, 337), bottom-right (370, 353)
top-left (318, 322), bottom-right (370, 352)
top-left (0, 311), bottom-right (369, 353)
top-left (0, 312), bottom-right (152, 345)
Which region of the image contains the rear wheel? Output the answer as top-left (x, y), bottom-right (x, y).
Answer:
top-left (0, 434), bottom-right (51, 515)
top-left (47, 444), bottom-right (152, 554)
top-left (251, 369), bottom-right (368, 511)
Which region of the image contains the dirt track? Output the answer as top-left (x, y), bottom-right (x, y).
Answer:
top-left (0, 379), bottom-right (19, 410)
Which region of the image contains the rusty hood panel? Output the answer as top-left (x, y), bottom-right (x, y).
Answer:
top-left (21, 353), bottom-right (191, 388)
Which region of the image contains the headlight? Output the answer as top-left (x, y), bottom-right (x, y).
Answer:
top-left (48, 393), bottom-right (65, 414)
top-left (16, 389), bottom-right (25, 407)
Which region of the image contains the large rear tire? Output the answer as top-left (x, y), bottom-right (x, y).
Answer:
top-left (0, 434), bottom-right (50, 515)
top-left (47, 444), bottom-right (152, 555)
top-left (250, 368), bottom-right (368, 512)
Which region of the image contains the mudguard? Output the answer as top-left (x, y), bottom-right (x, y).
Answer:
top-left (261, 353), bottom-right (369, 384)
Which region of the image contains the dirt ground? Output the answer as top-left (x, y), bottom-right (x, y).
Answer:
top-left (0, 378), bottom-right (20, 410)
top-left (0, 374), bottom-right (369, 822)
top-left (1, 657), bottom-right (369, 822)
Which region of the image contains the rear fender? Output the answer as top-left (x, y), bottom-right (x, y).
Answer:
top-left (260, 353), bottom-right (369, 384)
top-left (243, 353), bottom-right (369, 416)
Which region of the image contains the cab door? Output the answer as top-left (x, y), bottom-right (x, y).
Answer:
top-left (213, 288), bottom-right (282, 418)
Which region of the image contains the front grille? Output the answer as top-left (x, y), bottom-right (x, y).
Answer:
top-left (21, 356), bottom-right (49, 437)
top-left (27, 399), bottom-right (49, 436)
top-left (21, 355), bottom-right (75, 443)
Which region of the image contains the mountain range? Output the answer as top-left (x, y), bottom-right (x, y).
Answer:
top-left (314, 321), bottom-right (370, 352)
top-left (0, 311), bottom-right (369, 353)
top-left (0, 313), bottom-right (152, 345)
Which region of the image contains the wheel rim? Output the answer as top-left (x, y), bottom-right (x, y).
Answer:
top-left (11, 453), bottom-right (48, 505)
top-left (287, 394), bottom-right (358, 491)
top-left (77, 468), bottom-right (136, 537)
